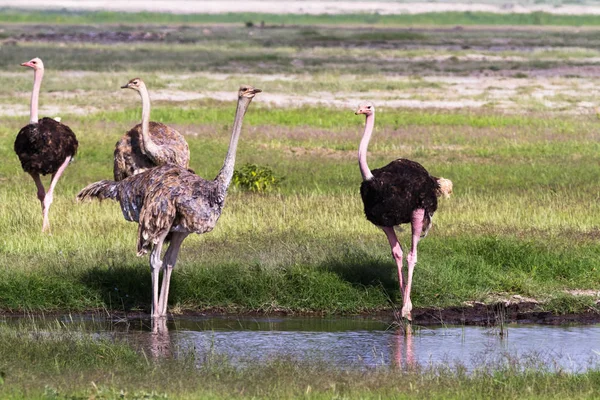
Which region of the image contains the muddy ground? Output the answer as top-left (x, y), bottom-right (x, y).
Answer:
top-left (413, 302), bottom-right (600, 326)
top-left (4, 303), bottom-right (599, 326)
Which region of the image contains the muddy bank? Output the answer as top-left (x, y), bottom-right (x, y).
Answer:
top-left (5, 301), bottom-right (597, 326)
top-left (412, 302), bottom-right (600, 326)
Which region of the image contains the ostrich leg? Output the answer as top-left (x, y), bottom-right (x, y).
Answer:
top-left (403, 208), bottom-right (425, 321)
top-left (157, 232), bottom-right (189, 317)
top-left (41, 156), bottom-right (71, 233)
top-left (30, 172), bottom-right (46, 217)
top-left (381, 226), bottom-right (405, 302)
top-left (149, 232), bottom-right (168, 318)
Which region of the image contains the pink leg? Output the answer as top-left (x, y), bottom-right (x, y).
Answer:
top-left (41, 156), bottom-right (71, 233)
top-left (157, 232), bottom-right (188, 317)
top-left (403, 209), bottom-right (425, 321)
top-left (149, 232), bottom-right (168, 318)
top-left (381, 226), bottom-right (405, 303)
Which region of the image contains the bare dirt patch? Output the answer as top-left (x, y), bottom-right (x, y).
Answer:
top-left (4, 1), bottom-right (600, 15)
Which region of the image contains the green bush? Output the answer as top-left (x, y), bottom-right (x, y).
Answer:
top-left (232, 163), bottom-right (283, 193)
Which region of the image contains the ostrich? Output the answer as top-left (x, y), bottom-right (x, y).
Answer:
top-left (14, 57), bottom-right (78, 233)
top-left (355, 102), bottom-right (452, 321)
top-left (113, 78), bottom-right (190, 181)
top-left (77, 85), bottom-right (261, 318)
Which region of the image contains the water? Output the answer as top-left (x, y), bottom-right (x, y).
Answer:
top-left (4, 315), bottom-right (600, 372)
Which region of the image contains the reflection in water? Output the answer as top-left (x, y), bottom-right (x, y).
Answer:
top-left (3, 315), bottom-right (600, 372)
top-left (149, 318), bottom-right (171, 359)
top-left (392, 325), bottom-right (415, 369)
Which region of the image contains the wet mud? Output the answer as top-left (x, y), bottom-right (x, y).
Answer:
top-left (2, 301), bottom-right (600, 327)
top-left (412, 302), bottom-right (600, 326)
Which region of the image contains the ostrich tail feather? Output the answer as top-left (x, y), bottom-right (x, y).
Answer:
top-left (76, 180), bottom-right (119, 202)
top-left (436, 177), bottom-right (453, 199)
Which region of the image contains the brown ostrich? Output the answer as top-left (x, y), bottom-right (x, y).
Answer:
top-left (356, 102), bottom-right (452, 321)
top-left (113, 78), bottom-right (190, 181)
top-left (14, 58), bottom-right (78, 233)
top-left (78, 85), bottom-right (261, 318)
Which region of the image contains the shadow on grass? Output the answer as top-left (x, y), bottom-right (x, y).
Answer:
top-left (318, 248), bottom-right (399, 300)
top-left (79, 264), bottom-right (151, 313)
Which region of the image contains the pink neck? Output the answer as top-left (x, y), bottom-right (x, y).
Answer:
top-left (358, 112), bottom-right (374, 181)
top-left (29, 69), bottom-right (43, 124)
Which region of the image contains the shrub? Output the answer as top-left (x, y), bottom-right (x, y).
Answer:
top-left (232, 163), bottom-right (283, 193)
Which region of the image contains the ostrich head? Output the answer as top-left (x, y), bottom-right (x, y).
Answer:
top-left (20, 57), bottom-right (44, 71)
top-left (355, 102), bottom-right (374, 116)
top-left (121, 77), bottom-right (146, 92)
top-left (238, 85), bottom-right (262, 99)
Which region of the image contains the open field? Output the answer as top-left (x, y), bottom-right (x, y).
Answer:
top-left (2, 8), bottom-right (600, 399)
top-left (1, 13), bottom-right (600, 318)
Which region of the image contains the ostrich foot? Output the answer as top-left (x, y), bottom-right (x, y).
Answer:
top-left (401, 301), bottom-right (413, 321)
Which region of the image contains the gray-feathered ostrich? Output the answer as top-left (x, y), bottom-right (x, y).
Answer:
top-left (14, 58), bottom-right (78, 233)
top-left (77, 85), bottom-right (261, 318)
top-left (113, 78), bottom-right (190, 181)
top-left (356, 102), bottom-right (452, 321)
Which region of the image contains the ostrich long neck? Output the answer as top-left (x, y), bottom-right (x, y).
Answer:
top-left (358, 112), bottom-right (375, 181)
top-left (138, 84), bottom-right (161, 159)
top-left (214, 96), bottom-right (252, 194)
top-left (29, 68), bottom-right (44, 124)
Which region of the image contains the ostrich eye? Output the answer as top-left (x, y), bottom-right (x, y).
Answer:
top-left (367, 106), bottom-right (371, 109)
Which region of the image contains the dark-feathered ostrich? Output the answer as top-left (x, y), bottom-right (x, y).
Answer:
top-left (14, 58), bottom-right (78, 233)
top-left (356, 102), bottom-right (452, 321)
top-left (113, 78), bottom-right (190, 181)
top-left (77, 85), bottom-right (261, 318)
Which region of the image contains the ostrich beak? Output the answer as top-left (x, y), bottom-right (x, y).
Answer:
top-left (252, 88), bottom-right (262, 94)
top-left (120, 84), bottom-right (129, 89)
top-left (20, 62), bottom-right (33, 68)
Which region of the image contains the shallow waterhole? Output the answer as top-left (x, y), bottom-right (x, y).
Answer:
top-left (3, 314), bottom-right (599, 372)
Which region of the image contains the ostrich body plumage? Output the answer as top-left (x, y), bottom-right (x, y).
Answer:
top-left (78, 164), bottom-right (224, 254)
top-left (114, 121), bottom-right (190, 181)
top-left (14, 117), bottom-right (78, 176)
top-left (360, 159), bottom-right (439, 232)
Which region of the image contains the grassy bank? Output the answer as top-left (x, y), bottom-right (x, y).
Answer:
top-left (1, 105), bottom-right (599, 315)
top-left (1, 321), bottom-right (600, 399)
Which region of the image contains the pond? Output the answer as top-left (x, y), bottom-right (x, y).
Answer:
top-left (4, 315), bottom-right (600, 372)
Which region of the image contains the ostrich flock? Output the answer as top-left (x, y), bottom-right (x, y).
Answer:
top-left (14, 57), bottom-right (452, 321)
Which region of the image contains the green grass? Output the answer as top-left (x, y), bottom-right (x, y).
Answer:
top-left (1, 104), bottom-right (600, 315)
top-left (1, 320), bottom-right (600, 399)
top-left (3, 9), bottom-right (600, 27)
